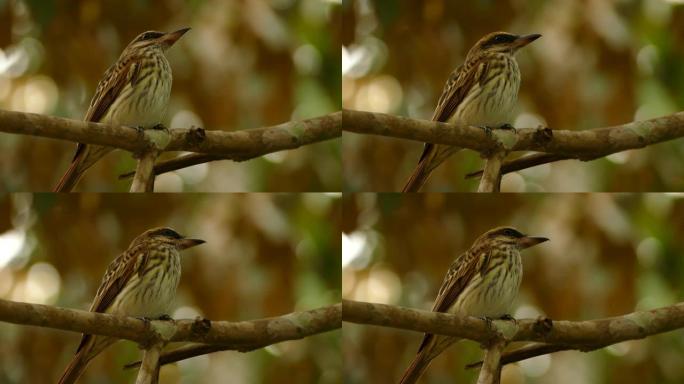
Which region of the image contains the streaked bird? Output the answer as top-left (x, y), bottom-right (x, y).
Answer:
top-left (57, 227), bottom-right (205, 384)
top-left (402, 32), bottom-right (540, 192)
top-left (53, 28), bottom-right (190, 192)
top-left (399, 227), bottom-right (548, 383)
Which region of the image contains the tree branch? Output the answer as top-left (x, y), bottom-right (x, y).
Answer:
top-left (476, 339), bottom-right (505, 384)
top-left (466, 153), bottom-right (572, 179)
top-left (342, 299), bottom-right (684, 347)
top-left (120, 154), bottom-right (227, 180)
top-left (129, 129), bottom-right (170, 192)
top-left (124, 340), bottom-right (283, 370)
top-left (343, 108), bottom-right (684, 168)
top-left (118, 151), bottom-right (272, 180)
top-left (130, 150), bottom-right (158, 192)
top-left (0, 108), bottom-right (341, 160)
top-left (477, 151), bottom-right (505, 192)
top-left (135, 342), bottom-right (163, 384)
top-left (465, 342), bottom-right (600, 370)
top-left (0, 298), bottom-right (341, 349)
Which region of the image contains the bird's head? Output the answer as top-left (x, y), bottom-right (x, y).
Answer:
top-left (468, 32), bottom-right (541, 58)
top-left (125, 28), bottom-right (191, 53)
top-left (475, 226), bottom-right (548, 251)
top-left (132, 227), bottom-right (205, 250)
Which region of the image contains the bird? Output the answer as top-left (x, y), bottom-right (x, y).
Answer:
top-left (402, 32), bottom-right (541, 192)
top-left (57, 227), bottom-right (205, 384)
top-left (398, 226), bottom-right (548, 383)
top-left (53, 28), bottom-right (190, 192)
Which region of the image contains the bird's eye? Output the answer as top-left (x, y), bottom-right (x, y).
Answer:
top-left (140, 32), bottom-right (162, 41)
top-left (492, 34), bottom-right (514, 44)
top-left (157, 228), bottom-right (182, 239)
top-left (502, 228), bottom-right (521, 237)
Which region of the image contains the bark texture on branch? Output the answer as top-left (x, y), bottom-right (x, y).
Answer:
top-left (465, 342), bottom-right (593, 370)
top-left (476, 339), bottom-right (505, 384)
top-left (129, 129), bottom-right (170, 192)
top-left (343, 108), bottom-right (684, 162)
top-left (342, 299), bottom-right (684, 347)
top-left (135, 343), bottom-right (163, 384)
top-left (477, 151), bottom-right (506, 192)
top-left (0, 299), bottom-right (341, 348)
top-left (0, 109), bottom-right (340, 158)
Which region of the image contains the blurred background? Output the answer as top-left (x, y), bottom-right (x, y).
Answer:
top-left (0, 193), bottom-right (341, 383)
top-left (0, 0), bottom-right (341, 192)
top-left (343, 193), bottom-right (684, 383)
top-left (342, 0), bottom-right (684, 192)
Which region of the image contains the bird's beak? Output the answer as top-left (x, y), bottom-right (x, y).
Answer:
top-left (518, 235), bottom-right (548, 249)
top-left (160, 27), bottom-right (191, 48)
top-left (512, 33), bottom-right (541, 50)
top-left (176, 237), bottom-right (205, 250)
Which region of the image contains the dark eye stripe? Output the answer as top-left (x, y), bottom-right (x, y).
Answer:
top-left (484, 34), bottom-right (516, 47)
top-left (139, 32), bottom-right (163, 41)
top-left (152, 228), bottom-right (183, 239)
top-left (491, 227), bottom-right (524, 238)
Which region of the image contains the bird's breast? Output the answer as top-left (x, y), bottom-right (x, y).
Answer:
top-left (450, 249), bottom-right (523, 318)
top-left (109, 247), bottom-right (181, 319)
top-left (451, 55), bottom-right (521, 128)
top-left (103, 53), bottom-right (173, 129)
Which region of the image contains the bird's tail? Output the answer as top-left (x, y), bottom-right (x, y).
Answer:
top-left (402, 144), bottom-right (461, 192)
top-left (53, 145), bottom-right (111, 192)
top-left (57, 346), bottom-right (94, 384)
top-left (398, 350), bottom-right (434, 384)
top-left (399, 335), bottom-right (460, 383)
top-left (58, 335), bottom-right (115, 384)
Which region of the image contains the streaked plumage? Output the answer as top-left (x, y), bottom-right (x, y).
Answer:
top-left (402, 32), bottom-right (540, 192)
top-left (399, 227), bottom-right (548, 384)
top-left (54, 28), bottom-right (190, 192)
top-left (58, 227), bottom-right (205, 384)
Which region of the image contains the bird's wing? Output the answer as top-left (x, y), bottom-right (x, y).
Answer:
top-left (74, 244), bottom-right (149, 353)
top-left (431, 247), bottom-right (488, 314)
top-left (417, 60), bottom-right (490, 163)
top-left (88, 245), bottom-right (149, 314)
top-left (431, 60), bottom-right (489, 123)
top-left (84, 56), bottom-right (141, 123)
top-left (71, 55), bottom-right (141, 160)
top-left (416, 247), bottom-right (489, 352)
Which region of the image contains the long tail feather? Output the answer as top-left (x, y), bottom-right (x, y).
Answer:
top-left (402, 159), bottom-right (432, 193)
top-left (58, 335), bottom-right (116, 384)
top-left (54, 159), bottom-right (85, 193)
top-left (402, 145), bottom-right (461, 192)
top-left (399, 335), bottom-right (461, 383)
top-left (53, 145), bottom-right (112, 192)
top-left (399, 351), bottom-right (433, 384)
top-left (57, 347), bottom-right (92, 384)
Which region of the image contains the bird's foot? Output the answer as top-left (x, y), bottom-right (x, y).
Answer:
top-left (479, 316), bottom-right (494, 330)
top-left (137, 316), bottom-right (152, 330)
top-left (133, 126), bottom-right (145, 140)
top-left (478, 126), bottom-right (493, 138)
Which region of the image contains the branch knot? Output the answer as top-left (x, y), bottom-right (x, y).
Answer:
top-left (191, 316), bottom-right (212, 336)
